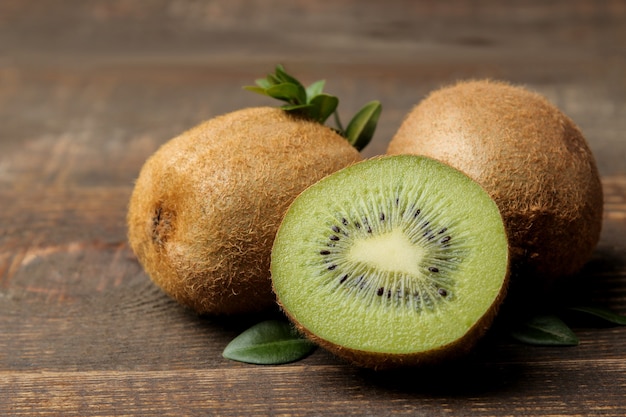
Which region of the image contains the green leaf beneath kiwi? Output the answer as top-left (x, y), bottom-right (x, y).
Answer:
top-left (509, 314), bottom-right (579, 346)
top-left (223, 320), bottom-right (316, 365)
top-left (506, 304), bottom-right (625, 347)
top-left (568, 305), bottom-right (626, 325)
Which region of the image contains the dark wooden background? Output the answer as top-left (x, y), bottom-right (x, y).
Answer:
top-left (1, 1), bottom-right (625, 415)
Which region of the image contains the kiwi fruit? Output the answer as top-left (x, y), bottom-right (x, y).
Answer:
top-left (127, 107), bottom-right (362, 315)
top-left (387, 80), bottom-right (603, 291)
top-left (271, 155), bottom-right (509, 369)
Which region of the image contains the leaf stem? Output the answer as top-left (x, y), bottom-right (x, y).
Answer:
top-left (333, 110), bottom-right (345, 133)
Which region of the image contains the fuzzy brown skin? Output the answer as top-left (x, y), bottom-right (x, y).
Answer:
top-left (388, 80), bottom-right (603, 287)
top-left (127, 107), bottom-right (362, 315)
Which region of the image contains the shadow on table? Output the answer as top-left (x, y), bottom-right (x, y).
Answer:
top-left (351, 356), bottom-right (525, 397)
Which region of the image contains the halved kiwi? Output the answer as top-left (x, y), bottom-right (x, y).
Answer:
top-left (271, 155), bottom-right (509, 369)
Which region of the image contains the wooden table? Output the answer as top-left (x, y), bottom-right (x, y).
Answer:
top-left (2, 1), bottom-right (625, 415)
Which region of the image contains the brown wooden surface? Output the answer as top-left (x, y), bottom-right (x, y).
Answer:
top-left (1, 1), bottom-right (626, 416)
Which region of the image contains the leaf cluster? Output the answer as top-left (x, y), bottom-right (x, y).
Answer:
top-left (245, 65), bottom-right (381, 151)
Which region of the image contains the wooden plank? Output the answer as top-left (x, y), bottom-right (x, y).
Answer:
top-left (1, 1), bottom-right (626, 415)
top-left (2, 360), bottom-right (626, 416)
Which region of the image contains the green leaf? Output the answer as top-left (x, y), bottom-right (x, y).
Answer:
top-left (281, 103), bottom-right (314, 112)
top-left (223, 320), bottom-right (316, 365)
top-left (273, 65), bottom-right (307, 104)
top-left (266, 83), bottom-right (307, 104)
top-left (569, 305), bottom-right (626, 325)
top-left (267, 73), bottom-right (281, 86)
top-left (344, 100), bottom-right (382, 151)
top-left (510, 314), bottom-right (579, 346)
top-left (308, 93), bottom-right (339, 124)
top-left (255, 77), bottom-right (274, 89)
top-left (306, 79), bottom-right (326, 101)
top-left (275, 65), bottom-right (304, 88)
top-left (243, 85), bottom-right (270, 96)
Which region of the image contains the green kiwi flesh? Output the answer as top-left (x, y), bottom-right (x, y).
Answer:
top-left (271, 155), bottom-right (509, 369)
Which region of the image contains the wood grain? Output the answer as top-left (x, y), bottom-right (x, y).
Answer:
top-left (1, 1), bottom-right (626, 416)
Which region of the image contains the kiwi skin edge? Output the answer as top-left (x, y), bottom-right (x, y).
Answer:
top-left (127, 107), bottom-right (363, 315)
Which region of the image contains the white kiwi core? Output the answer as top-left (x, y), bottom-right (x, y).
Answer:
top-left (271, 155), bottom-right (509, 355)
top-left (348, 229), bottom-right (425, 277)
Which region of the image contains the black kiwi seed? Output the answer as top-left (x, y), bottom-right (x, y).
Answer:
top-left (438, 288), bottom-right (448, 297)
top-left (320, 250), bottom-right (331, 255)
top-left (330, 235), bottom-right (340, 241)
top-left (429, 266), bottom-right (439, 273)
top-left (339, 274), bottom-right (348, 284)
top-left (356, 275), bottom-right (366, 288)
top-left (414, 209), bottom-right (421, 218)
top-left (439, 228), bottom-right (448, 234)
top-left (332, 225), bottom-right (341, 233)
top-left (328, 264), bottom-right (337, 270)
top-left (440, 236), bottom-right (451, 244)
top-left (342, 218), bottom-right (349, 226)
top-left (377, 287), bottom-right (385, 296)
top-left (362, 217), bottom-right (371, 230)
top-left (380, 212), bottom-right (386, 221)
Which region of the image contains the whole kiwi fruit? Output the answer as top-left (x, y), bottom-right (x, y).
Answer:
top-left (271, 155), bottom-right (510, 369)
top-left (127, 106), bottom-right (362, 314)
top-left (387, 80), bottom-right (603, 292)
